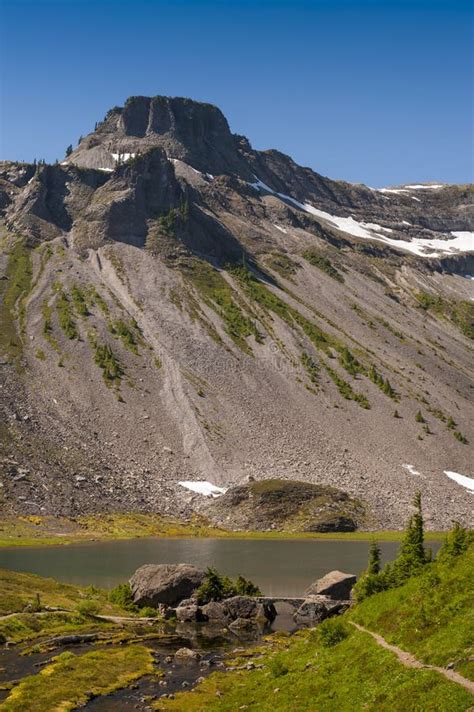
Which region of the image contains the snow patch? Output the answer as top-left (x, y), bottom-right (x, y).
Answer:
top-left (444, 471), bottom-right (474, 492)
top-left (111, 152), bottom-right (136, 163)
top-left (250, 176), bottom-right (473, 257)
top-left (179, 481), bottom-right (227, 498)
top-left (404, 184), bottom-right (444, 190)
top-left (402, 464), bottom-right (421, 476)
top-left (274, 224), bottom-right (288, 233)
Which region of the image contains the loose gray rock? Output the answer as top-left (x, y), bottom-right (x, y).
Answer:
top-left (129, 564), bottom-right (205, 607)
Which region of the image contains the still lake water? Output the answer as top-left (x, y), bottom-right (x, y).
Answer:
top-left (0, 538), bottom-right (441, 597)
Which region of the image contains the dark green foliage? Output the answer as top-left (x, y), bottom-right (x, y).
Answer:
top-left (368, 364), bottom-right (398, 400)
top-left (146, 200), bottom-right (189, 254)
top-left (416, 291), bottom-right (474, 339)
top-left (453, 430), bottom-right (468, 444)
top-left (354, 493), bottom-right (430, 601)
top-left (109, 320), bottom-right (138, 353)
top-left (196, 567), bottom-right (261, 604)
top-left (234, 575), bottom-right (262, 597)
top-left (324, 364), bottom-right (370, 409)
top-left (301, 352), bottom-right (319, 384)
top-left (339, 347), bottom-right (364, 377)
top-left (65, 144), bottom-right (73, 156)
top-left (446, 416), bottom-right (456, 430)
top-left (415, 410), bottom-right (425, 423)
top-left (265, 252), bottom-right (298, 280)
top-left (438, 522), bottom-right (472, 560)
top-left (318, 618), bottom-right (351, 647)
top-left (367, 540), bottom-right (381, 575)
top-left (93, 343), bottom-right (123, 383)
top-left (183, 259), bottom-right (262, 353)
top-left (108, 583), bottom-right (138, 612)
top-left (196, 567), bottom-right (235, 604)
top-left (56, 291), bottom-right (78, 339)
top-left (303, 250), bottom-right (344, 282)
top-left (71, 285), bottom-right (89, 316)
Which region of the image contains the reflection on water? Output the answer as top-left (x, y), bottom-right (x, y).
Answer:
top-left (0, 538), bottom-right (440, 597)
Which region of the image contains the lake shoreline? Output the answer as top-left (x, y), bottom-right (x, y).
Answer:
top-left (0, 513), bottom-right (447, 548)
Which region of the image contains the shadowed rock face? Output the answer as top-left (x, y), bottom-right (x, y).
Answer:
top-left (74, 95), bottom-right (245, 176)
top-left (305, 571), bottom-right (357, 600)
top-left (0, 95), bottom-right (472, 530)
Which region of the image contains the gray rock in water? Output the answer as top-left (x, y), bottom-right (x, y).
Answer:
top-left (129, 564), bottom-right (205, 607)
top-left (229, 617), bottom-right (261, 636)
top-left (201, 600), bottom-right (230, 622)
top-left (223, 596), bottom-right (258, 620)
top-left (305, 570), bottom-right (356, 600)
top-left (294, 598), bottom-right (330, 625)
top-left (174, 647), bottom-right (201, 662)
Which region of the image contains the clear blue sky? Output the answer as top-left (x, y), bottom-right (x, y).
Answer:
top-left (0, 0), bottom-right (472, 187)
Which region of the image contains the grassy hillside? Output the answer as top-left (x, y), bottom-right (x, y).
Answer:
top-left (351, 545), bottom-right (474, 679)
top-left (156, 545), bottom-right (474, 711)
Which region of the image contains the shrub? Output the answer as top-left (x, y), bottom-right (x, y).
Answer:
top-left (196, 568), bottom-right (261, 603)
top-left (56, 291), bottom-right (78, 339)
top-left (269, 657), bottom-right (289, 678)
top-left (318, 618), bottom-right (350, 647)
top-left (453, 430), bottom-right (468, 444)
top-left (76, 599), bottom-right (100, 617)
top-left (71, 284), bottom-right (89, 316)
top-left (415, 410), bottom-right (425, 423)
top-left (109, 583), bottom-right (137, 612)
top-left (234, 575), bottom-right (262, 597)
top-left (303, 251), bottom-right (344, 282)
top-left (93, 342), bottom-right (123, 383)
top-left (196, 567), bottom-right (235, 604)
top-left (438, 522), bottom-right (472, 559)
top-left (301, 351), bottom-right (319, 384)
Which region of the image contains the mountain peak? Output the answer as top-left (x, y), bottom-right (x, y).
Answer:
top-left (67, 94), bottom-right (245, 174)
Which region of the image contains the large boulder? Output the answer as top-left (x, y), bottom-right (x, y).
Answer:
top-left (129, 564), bottom-right (205, 607)
top-left (305, 571), bottom-right (356, 600)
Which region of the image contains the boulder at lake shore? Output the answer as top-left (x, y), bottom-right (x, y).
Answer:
top-left (129, 564), bottom-right (206, 607)
top-left (305, 570), bottom-right (356, 600)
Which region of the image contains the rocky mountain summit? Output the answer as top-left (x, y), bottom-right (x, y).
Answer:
top-left (0, 95), bottom-right (473, 529)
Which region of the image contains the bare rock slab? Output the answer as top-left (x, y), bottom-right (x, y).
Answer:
top-left (305, 570), bottom-right (357, 600)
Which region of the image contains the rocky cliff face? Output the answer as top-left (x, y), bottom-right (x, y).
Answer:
top-left (0, 96), bottom-right (473, 529)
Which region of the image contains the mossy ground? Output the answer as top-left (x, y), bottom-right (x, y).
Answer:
top-left (0, 567), bottom-right (134, 643)
top-left (2, 645), bottom-right (154, 711)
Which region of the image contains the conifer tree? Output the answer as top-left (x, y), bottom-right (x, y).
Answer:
top-left (367, 540), bottom-right (381, 574)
